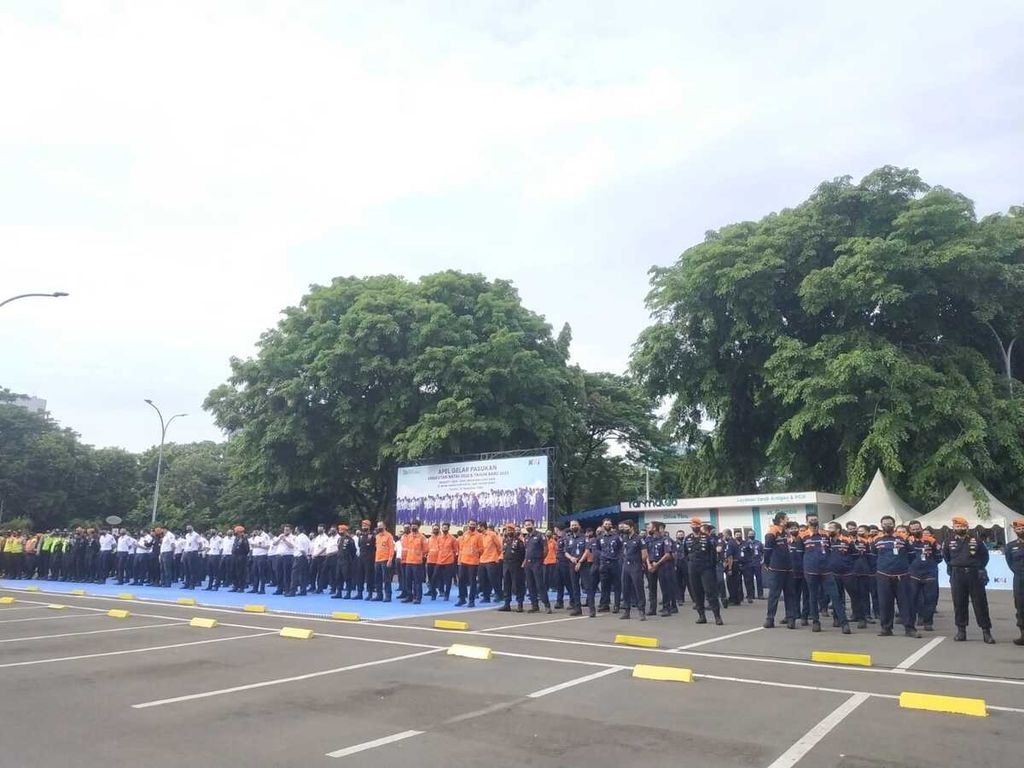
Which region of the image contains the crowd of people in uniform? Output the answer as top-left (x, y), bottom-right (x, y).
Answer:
top-left (1, 512), bottom-right (1022, 646)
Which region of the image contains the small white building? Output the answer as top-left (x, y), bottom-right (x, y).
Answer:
top-left (621, 491), bottom-right (852, 539)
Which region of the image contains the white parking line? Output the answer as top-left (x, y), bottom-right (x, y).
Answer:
top-left (0, 630), bottom-right (276, 669)
top-left (481, 615), bottom-right (586, 632)
top-left (528, 666), bottom-right (624, 698)
top-left (674, 626), bottom-right (765, 650)
top-left (0, 622), bottom-right (186, 643)
top-left (133, 648), bottom-right (444, 709)
top-left (326, 730), bottom-right (424, 759)
top-left (893, 636), bottom-right (944, 671)
top-left (764, 693), bottom-right (870, 768)
top-left (0, 613), bottom-right (98, 625)
top-left (0, 605), bottom-right (51, 613)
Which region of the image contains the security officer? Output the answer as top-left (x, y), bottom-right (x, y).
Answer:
top-left (823, 522), bottom-right (851, 633)
top-left (673, 528), bottom-right (688, 608)
top-left (801, 515), bottom-right (831, 632)
top-left (583, 529), bottom-right (600, 617)
top-left (739, 532), bottom-right (760, 603)
top-left (595, 519), bottom-right (622, 613)
top-left (722, 529), bottom-right (742, 607)
top-left (762, 512), bottom-right (795, 629)
top-left (905, 520), bottom-right (941, 632)
top-left (1005, 519), bottom-right (1024, 646)
top-left (685, 520), bottom-right (722, 625)
top-left (522, 518), bottom-right (552, 614)
top-left (619, 520), bottom-right (648, 621)
top-left (554, 526), bottom-right (575, 610)
top-left (942, 516), bottom-right (994, 643)
top-left (563, 521), bottom-right (586, 616)
top-left (355, 520), bottom-right (376, 600)
top-left (872, 515), bottom-right (918, 638)
top-left (645, 522), bottom-right (673, 617)
top-left (497, 524), bottom-right (526, 613)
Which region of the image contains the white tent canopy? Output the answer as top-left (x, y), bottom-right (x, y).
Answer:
top-left (915, 480), bottom-right (1024, 532)
top-left (831, 469), bottom-right (917, 526)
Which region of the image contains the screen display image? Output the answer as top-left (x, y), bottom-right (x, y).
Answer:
top-left (397, 454), bottom-right (548, 528)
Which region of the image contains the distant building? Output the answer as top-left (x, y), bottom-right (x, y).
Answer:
top-left (12, 395), bottom-right (46, 413)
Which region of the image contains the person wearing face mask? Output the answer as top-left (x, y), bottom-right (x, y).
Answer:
top-left (851, 526), bottom-right (875, 627)
top-left (741, 531), bottom-right (763, 602)
top-left (942, 516), bottom-right (994, 643)
top-left (355, 521), bottom-right (376, 600)
top-left (905, 520), bottom-right (942, 632)
top-left (800, 515), bottom-right (832, 632)
top-left (644, 521), bottom-right (672, 617)
top-left (372, 523), bottom-right (396, 602)
top-left (762, 513), bottom-right (796, 629)
top-left (618, 520), bottom-right (648, 621)
top-left (563, 521), bottom-right (586, 616)
top-left (673, 529), bottom-right (688, 609)
top-left (871, 515), bottom-right (918, 638)
top-left (522, 518), bottom-right (552, 614)
top-left (594, 519), bottom-right (623, 613)
top-left (456, 520), bottom-right (483, 608)
top-left (498, 523), bottom-right (526, 612)
top-left (685, 519), bottom-right (723, 625)
top-left (823, 522), bottom-right (852, 633)
top-left (1005, 519), bottom-right (1024, 646)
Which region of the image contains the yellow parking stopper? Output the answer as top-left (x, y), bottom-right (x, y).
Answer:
top-left (280, 626), bottom-right (314, 640)
top-left (107, 609), bottom-right (130, 619)
top-left (69, 589), bottom-right (87, 596)
top-left (25, 586), bottom-right (41, 592)
top-left (0, 597), bottom-right (16, 604)
top-left (435, 619), bottom-right (469, 630)
top-left (614, 634), bottom-right (660, 649)
top-left (899, 692), bottom-right (987, 717)
top-left (811, 651), bottom-right (872, 667)
top-left (189, 617), bottom-right (218, 629)
top-left (632, 664), bottom-right (694, 683)
top-left (176, 597), bottom-right (197, 606)
top-left (117, 593), bottom-right (135, 600)
top-left (244, 604), bottom-right (267, 613)
top-left (332, 612), bottom-right (361, 622)
top-left (47, 604), bottom-right (68, 610)
top-left (447, 644), bottom-right (493, 660)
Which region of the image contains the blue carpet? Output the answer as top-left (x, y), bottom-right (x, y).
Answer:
top-left (0, 578), bottom-right (492, 621)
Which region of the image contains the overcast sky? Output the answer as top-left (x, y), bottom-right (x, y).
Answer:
top-left (2, 1), bottom-right (1022, 452)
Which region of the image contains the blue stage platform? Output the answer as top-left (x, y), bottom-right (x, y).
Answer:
top-left (0, 577), bottom-right (494, 621)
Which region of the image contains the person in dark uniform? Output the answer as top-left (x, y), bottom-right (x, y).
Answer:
top-left (872, 515), bottom-right (918, 638)
top-left (595, 519), bottom-right (622, 613)
top-left (739, 532), bottom-right (758, 603)
top-left (791, 524), bottom-right (809, 625)
top-left (645, 522), bottom-right (673, 617)
top-left (563, 520), bottom-right (586, 616)
top-left (851, 526), bottom-right (875, 627)
top-left (555, 526), bottom-right (575, 610)
top-left (942, 516), bottom-right (994, 643)
top-left (763, 513), bottom-right (796, 629)
top-left (801, 516), bottom-right (831, 632)
top-left (229, 526), bottom-right (250, 592)
top-left (338, 524), bottom-right (357, 598)
top-left (1005, 519), bottom-right (1024, 646)
top-left (823, 522), bottom-right (851, 633)
top-left (583, 529), bottom-right (600, 617)
top-left (619, 520), bottom-right (648, 621)
top-left (905, 520), bottom-right (941, 632)
top-left (522, 518), bottom-right (552, 614)
top-left (673, 529), bottom-right (688, 609)
top-left (355, 520), bottom-right (376, 600)
top-left (685, 520), bottom-right (722, 625)
top-left (722, 529), bottom-right (743, 606)
top-left (497, 524), bottom-right (526, 613)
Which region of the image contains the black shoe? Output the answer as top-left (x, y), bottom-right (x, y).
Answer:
top-left (923, 623), bottom-right (933, 631)
top-left (527, 606), bottom-right (539, 614)
top-left (597, 606), bottom-right (610, 613)
top-left (588, 608), bottom-right (596, 617)
top-left (878, 629), bottom-right (893, 637)
top-left (982, 630), bottom-right (995, 645)
top-left (612, 604), bottom-right (620, 614)
top-left (554, 603), bottom-right (564, 609)
top-left (812, 621), bottom-right (821, 633)
top-left (570, 609), bottom-right (583, 616)
top-left (619, 612), bottom-right (630, 620)
top-left (639, 612), bottom-right (647, 621)
top-left (842, 623), bottom-right (851, 635)
top-left (954, 628), bottom-right (966, 641)
top-left (497, 605), bottom-right (511, 612)
top-left (695, 615), bottom-right (707, 624)
top-left (832, 618), bottom-right (841, 628)
top-left (1013, 632), bottom-right (1024, 646)
top-left (714, 615), bottom-right (723, 625)
top-left (545, 606), bottom-right (552, 614)
top-left (413, 599), bottom-right (421, 604)
top-left (763, 619), bottom-right (775, 629)
top-left (516, 604), bottom-right (524, 613)
top-left (905, 627), bottom-right (921, 639)
top-left (786, 618), bottom-right (796, 630)
top-left (455, 600), bottom-right (466, 607)
top-left (659, 611), bottom-right (671, 618)
top-left (800, 618), bottom-right (809, 626)
top-left (468, 602), bottom-right (476, 608)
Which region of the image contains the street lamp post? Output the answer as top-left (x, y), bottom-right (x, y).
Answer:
top-left (145, 399), bottom-right (186, 526)
top-left (0, 292), bottom-right (69, 309)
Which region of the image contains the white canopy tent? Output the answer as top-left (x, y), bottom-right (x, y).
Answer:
top-left (831, 469), bottom-right (917, 526)
top-left (915, 480), bottom-right (1024, 535)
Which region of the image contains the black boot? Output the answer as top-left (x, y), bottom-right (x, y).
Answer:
top-left (619, 610), bottom-right (631, 619)
top-left (954, 627), bottom-right (966, 641)
top-left (714, 614), bottom-right (723, 626)
top-left (812, 621), bottom-right (821, 633)
top-left (588, 607), bottom-right (596, 618)
top-left (786, 618), bottom-right (796, 630)
top-left (905, 627), bottom-right (921, 639)
top-left (497, 604), bottom-right (511, 612)
top-left (569, 608), bottom-right (582, 616)
top-left (516, 603), bottom-right (524, 613)
top-left (1013, 629), bottom-right (1024, 646)
top-left (763, 619), bottom-right (775, 629)
top-left (639, 611), bottom-right (647, 621)
top-left (857, 619), bottom-right (867, 629)
top-left (695, 613), bottom-right (707, 624)
top-left (982, 630), bottom-right (995, 644)
top-left (841, 623), bottom-right (851, 635)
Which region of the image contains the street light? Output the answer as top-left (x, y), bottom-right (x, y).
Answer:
top-left (145, 399), bottom-right (187, 526)
top-left (0, 292), bottom-right (70, 309)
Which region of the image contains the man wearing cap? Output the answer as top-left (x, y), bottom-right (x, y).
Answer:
top-left (498, 523), bottom-right (526, 612)
top-left (354, 521), bottom-right (376, 600)
top-left (942, 516), bottom-right (994, 643)
top-left (1005, 519), bottom-right (1024, 646)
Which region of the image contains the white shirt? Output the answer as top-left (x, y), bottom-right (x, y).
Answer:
top-left (183, 531), bottom-right (201, 552)
top-left (173, 537), bottom-right (185, 555)
top-left (159, 531), bottom-right (176, 554)
top-left (292, 532), bottom-right (311, 557)
top-left (206, 535), bottom-right (222, 556)
top-left (99, 533), bottom-right (116, 552)
top-left (311, 533), bottom-right (328, 557)
top-left (220, 536), bottom-right (234, 556)
top-left (325, 534), bottom-right (340, 556)
top-left (274, 533), bottom-right (294, 556)
top-left (250, 533), bottom-right (270, 556)
top-left (136, 534), bottom-right (153, 555)
top-left (116, 534), bottom-right (135, 554)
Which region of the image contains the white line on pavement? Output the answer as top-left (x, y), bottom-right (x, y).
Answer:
top-left (132, 648), bottom-right (444, 709)
top-left (0, 605), bottom-right (51, 613)
top-left (764, 693), bottom-right (870, 768)
top-left (326, 730), bottom-right (424, 759)
top-left (0, 613), bottom-right (99, 625)
top-left (0, 630), bottom-right (277, 669)
top-left (528, 666), bottom-right (624, 698)
top-left (0, 622), bottom-right (187, 643)
top-left (481, 615), bottom-right (586, 633)
top-left (493, 650), bottom-right (621, 668)
top-left (673, 626), bottom-right (765, 650)
top-left (893, 636), bottom-right (944, 671)
top-left (695, 673), bottom-right (898, 700)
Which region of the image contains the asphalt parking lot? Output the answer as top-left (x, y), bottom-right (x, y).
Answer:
top-left (1, 585), bottom-right (1021, 768)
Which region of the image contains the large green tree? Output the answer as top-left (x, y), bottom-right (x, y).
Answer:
top-left (633, 167), bottom-right (1024, 510)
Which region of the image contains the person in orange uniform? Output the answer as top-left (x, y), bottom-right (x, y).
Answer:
top-left (372, 522), bottom-right (396, 602)
top-left (426, 525), bottom-right (441, 598)
top-left (400, 521), bottom-right (428, 604)
top-left (429, 522), bottom-right (458, 600)
top-left (456, 519), bottom-right (483, 608)
top-left (478, 523), bottom-right (503, 603)
top-left (543, 530), bottom-right (558, 603)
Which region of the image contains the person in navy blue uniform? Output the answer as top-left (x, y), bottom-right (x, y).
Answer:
top-left (741, 532), bottom-right (763, 602)
top-left (685, 519), bottom-right (723, 625)
top-left (790, 524), bottom-right (809, 625)
top-left (942, 516), bottom-right (994, 643)
top-left (824, 522), bottom-right (852, 633)
top-left (762, 514), bottom-right (796, 629)
top-left (645, 522), bottom-right (673, 616)
top-left (522, 518), bottom-right (552, 614)
top-left (562, 521), bottom-right (586, 616)
top-left (583, 529), bottom-right (599, 617)
top-left (800, 515), bottom-right (831, 632)
top-left (722, 529), bottom-right (743, 606)
top-left (1005, 519), bottom-right (1024, 646)
top-left (871, 515), bottom-right (919, 638)
top-left (673, 529), bottom-right (687, 608)
top-left (497, 524), bottom-right (526, 613)
top-left (905, 520), bottom-right (942, 632)
top-left (618, 520), bottom-right (648, 621)
top-left (851, 525), bottom-right (874, 628)
top-left (554, 525), bottom-right (574, 610)
top-left (595, 519), bottom-right (622, 613)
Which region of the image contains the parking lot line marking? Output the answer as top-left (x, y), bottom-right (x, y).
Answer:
top-left (765, 693), bottom-right (870, 768)
top-left (326, 730), bottom-right (424, 759)
top-left (893, 636), bottom-right (944, 671)
top-left (0, 613), bottom-right (98, 625)
top-left (132, 648), bottom-right (444, 709)
top-left (0, 622), bottom-right (187, 643)
top-left (694, 672), bottom-right (898, 700)
top-left (493, 650), bottom-right (623, 668)
top-left (528, 666), bottom-right (624, 698)
top-left (673, 626), bottom-right (764, 650)
top-left (0, 605), bottom-right (50, 613)
top-left (481, 615), bottom-right (586, 632)
top-left (0, 630), bottom-right (277, 669)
